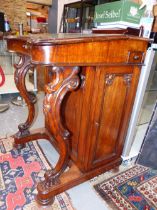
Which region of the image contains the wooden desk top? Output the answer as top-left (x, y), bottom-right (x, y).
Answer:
top-left (5, 33), bottom-right (148, 66)
top-left (6, 33), bottom-right (148, 45)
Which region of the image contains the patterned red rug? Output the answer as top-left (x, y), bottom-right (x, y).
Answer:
top-left (94, 164), bottom-right (157, 210)
top-left (0, 137), bottom-right (74, 210)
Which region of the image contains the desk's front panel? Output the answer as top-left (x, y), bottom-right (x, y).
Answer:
top-left (84, 65), bottom-right (140, 171)
top-left (31, 39), bottom-right (146, 65)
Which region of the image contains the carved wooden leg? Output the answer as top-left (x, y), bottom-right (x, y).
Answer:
top-left (36, 66), bottom-right (80, 205)
top-left (13, 55), bottom-right (36, 147)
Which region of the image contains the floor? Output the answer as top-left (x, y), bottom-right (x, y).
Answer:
top-left (0, 92), bottom-right (111, 210)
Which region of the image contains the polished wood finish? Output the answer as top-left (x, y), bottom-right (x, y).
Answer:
top-left (6, 33), bottom-right (148, 206)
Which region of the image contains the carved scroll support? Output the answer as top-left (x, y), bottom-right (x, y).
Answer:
top-left (36, 66), bottom-right (80, 205)
top-left (13, 55), bottom-right (36, 145)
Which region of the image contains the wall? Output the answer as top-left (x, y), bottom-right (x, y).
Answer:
top-left (0, 0), bottom-right (27, 31)
top-left (48, 0), bottom-right (58, 33)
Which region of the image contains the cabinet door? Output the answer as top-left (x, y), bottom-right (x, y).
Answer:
top-left (84, 65), bottom-right (140, 170)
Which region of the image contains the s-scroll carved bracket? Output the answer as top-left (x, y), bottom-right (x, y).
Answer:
top-left (14, 55), bottom-right (36, 139)
top-left (44, 66), bottom-right (80, 139)
top-left (41, 66), bottom-right (80, 192)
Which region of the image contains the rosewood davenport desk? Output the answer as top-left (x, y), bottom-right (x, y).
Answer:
top-left (6, 34), bottom-right (148, 206)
